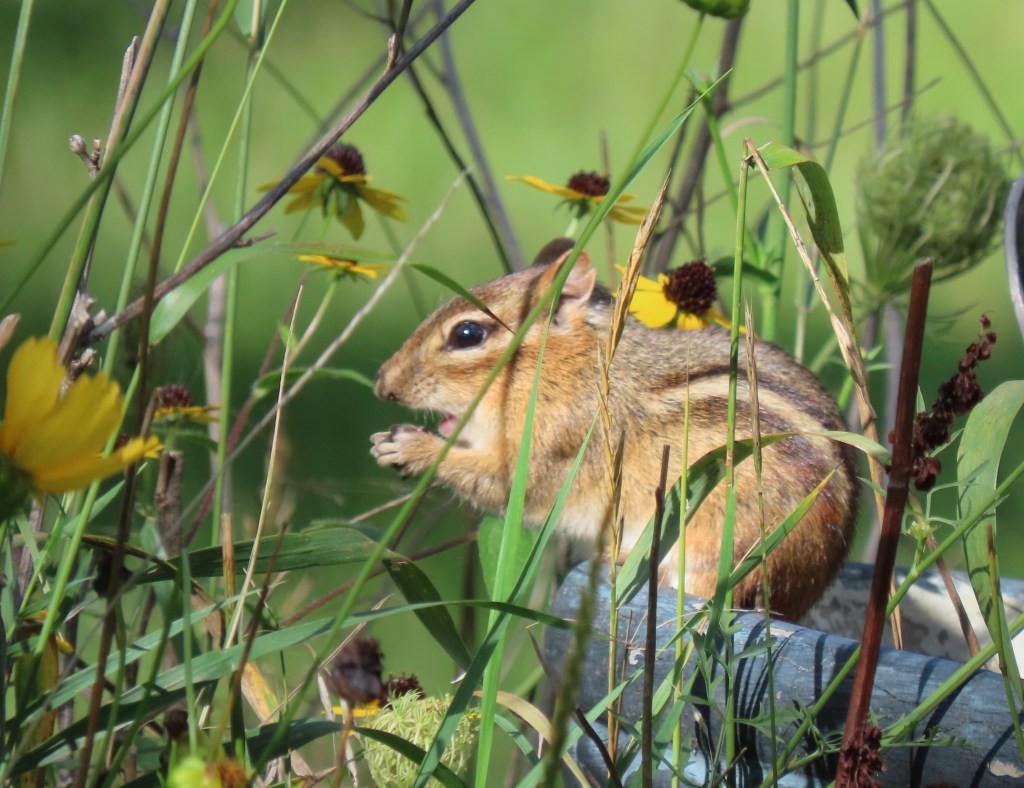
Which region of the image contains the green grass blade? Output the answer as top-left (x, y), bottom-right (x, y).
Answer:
top-left (957, 379), bottom-right (1024, 755)
top-left (386, 558), bottom-right (472, 671)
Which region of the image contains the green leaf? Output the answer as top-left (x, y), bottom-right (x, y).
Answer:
top-left (958, 381), bottom-right (1024, 700)
top-left (251, 366), bottom-right (374, 400)
top-left (357, 727), bottom-right (467, 788)
top-left (149, 248), bottom-right (256, 344)
top-left (384, 557), bottom-right (472, 670)
top-left (140, 525), bottom-right (392, 581)
top-left (757, 141), bottom-right (853, 319)
top-left (409, 264), bottom-right (513, 333)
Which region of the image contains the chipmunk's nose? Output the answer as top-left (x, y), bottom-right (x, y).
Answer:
top-left (373, 368), bottom-right (398, 402)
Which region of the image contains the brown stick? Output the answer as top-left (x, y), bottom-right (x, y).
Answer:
top-left (836, 259), bottom-right (933, 786)
top-left (86, 0), bottom-right (480, 346)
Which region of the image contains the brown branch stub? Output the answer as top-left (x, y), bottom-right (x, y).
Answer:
top-left (837, 258), bottom-right (933, 786)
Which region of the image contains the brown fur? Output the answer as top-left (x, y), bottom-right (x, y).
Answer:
top-left (371, 248), bottom-right (858, 620)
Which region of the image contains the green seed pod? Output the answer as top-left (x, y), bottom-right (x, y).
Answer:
top-left (364, 693), bottom-right (479, 785)
top-left (680, 0), bottom-right (750, 18)
top-left (857, 116), bottom-right (1009, 299)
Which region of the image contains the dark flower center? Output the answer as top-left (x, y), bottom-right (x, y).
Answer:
top-left (323, 143), bottom-right (366, 176)
top-left (566, 171), bottom-right (610, 198)
top-left (662, 260), bottom-right (718, 315)
top-left (156, 384), bottom-right (193, 409)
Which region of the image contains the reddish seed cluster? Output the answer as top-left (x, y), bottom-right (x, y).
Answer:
top-left (839, 724), bottom-right (885, 788)
top-left (384, 673), bottom-right (425, 701)
top-left (900, 316), bottom-right (997, 490)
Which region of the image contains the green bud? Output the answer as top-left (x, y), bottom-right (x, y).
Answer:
top-left (680, 0), bottom-right (750, 18)
top-left (857, 116), bottom-right (1009, 299)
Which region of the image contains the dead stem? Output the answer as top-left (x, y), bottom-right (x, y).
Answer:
top-left (836, 258), bottom-right (932, 787)
top-left (87, 0), bottom-right (481, 346)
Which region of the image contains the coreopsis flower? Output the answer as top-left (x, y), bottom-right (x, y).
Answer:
top-left (0, 338), bottom-right (160, 518)
top-left (154, 384), bottom-right (218, 425)
top-left (297, 253), bottom-right (388, 282)
top-left (625, 259), bottom-right (734, 329)
top-left (262, 143), bottom-right (407, 239)
top-left (509, 171), bottom-right (648, 225)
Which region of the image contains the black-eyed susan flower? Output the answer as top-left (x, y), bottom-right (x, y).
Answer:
top-left (262, 143), bottom-right (407, 239)
top-left (0, 338), bottom-right (160, 518)
top-left (509, 171), bottom-right (648, 226)
top-left (297, 254), bottom-right (388, 282)
top-left (153, 384), bottom-right (219, 425)
top-left (625, 259), bottom-right (734, 330)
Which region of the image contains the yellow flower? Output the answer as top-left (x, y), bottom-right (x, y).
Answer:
top-left (261, 143), bottom-right (407, 239)
top-left (622, 260), bottom-right (735, 330)
top-left (0, 338), bottom-right (160, 507)
top-left (154, 384), bottom-right (219, 425)
top-left (297, 254), bottom-right (388, 281)
top-left (509, 171), bottom-right (648, 225)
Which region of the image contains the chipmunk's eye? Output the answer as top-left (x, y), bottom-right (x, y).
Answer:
top-left (448, 320), bottom-right (487, 349)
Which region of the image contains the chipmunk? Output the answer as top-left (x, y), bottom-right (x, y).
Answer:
top-left (370, 239), bottom-right (858, 620)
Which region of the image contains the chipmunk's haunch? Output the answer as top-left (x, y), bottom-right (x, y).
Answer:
top-left (371, 240), bottom-right (858, 620)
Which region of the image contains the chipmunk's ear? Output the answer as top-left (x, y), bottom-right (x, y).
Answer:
top-left (531, 237), bottom-right (576, 267)
top-left (536, 247), bottom-right (596, 325)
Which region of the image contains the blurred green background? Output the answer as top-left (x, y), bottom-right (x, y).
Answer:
top-left (2, 0), bottom-right (1024, 694)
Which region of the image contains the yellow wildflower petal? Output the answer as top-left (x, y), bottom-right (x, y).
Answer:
top-left (32, 436), bottom-right (159, 494)
top-left (628, 289), bottom-right (679, 328)
top-left (0, 338), bottom-right (63, 457)
top-left (507, 175), bottom-right (582, 200)
top-left (339, 197), bottom-right (365, 239)
top-left (706, 306), bottom-right (743, 333)
top-left (14, 372), bottom-right (123, 472)
top-left (357, 184), bottom-right (408, 221)
top-left (283, 192), bottom-right (317, 214)
top-left (676, 312), bottom-right (712, 330)
top-left (316, 158), bottom-right (345, 178)
top-left (607, 203), bottom-right (647, 224)
top-left (289, 173), bottom-right (325, 194)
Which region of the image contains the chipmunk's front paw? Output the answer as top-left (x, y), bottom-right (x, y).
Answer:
top-left (370, 424), bottom-right (442, 477)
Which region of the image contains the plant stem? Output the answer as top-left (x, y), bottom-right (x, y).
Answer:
top-left (836, 259), bottom-right (932, 785)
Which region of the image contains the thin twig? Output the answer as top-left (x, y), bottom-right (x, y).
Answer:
top-left (836, 259), bottom-right (932, 786)
top-left (431, 0), bottom-right (522, 270)
top-left (87, 0), bottom-right (480, 345)
top-left (649, 18), bottom-right (742, 274)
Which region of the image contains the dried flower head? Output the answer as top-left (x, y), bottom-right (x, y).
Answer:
top-left (385, 673), bottom-right (425, 700)
top-left (858, 116), bottom-right (1009, 299)
top-left (326, 636), bottom-right (386, 708)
